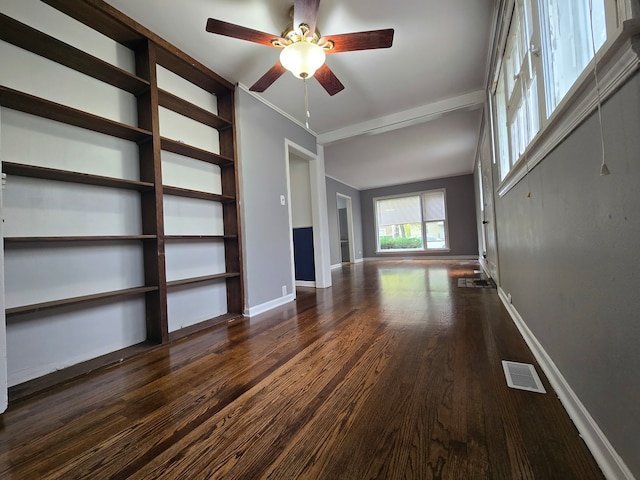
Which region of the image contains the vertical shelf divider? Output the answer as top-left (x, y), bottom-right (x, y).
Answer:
top-left (135, 40), bottom-right (169, 344)
top-left (218, 92), bottom-right (243, 314)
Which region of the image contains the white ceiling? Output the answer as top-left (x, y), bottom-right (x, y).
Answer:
top-left (105, 0), bottom-right (497, 190)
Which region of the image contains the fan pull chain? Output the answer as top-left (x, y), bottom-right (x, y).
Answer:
top-left (589, 0), bottom-right (609, 175)
top-left (304, 78), bottom-right (310, 129)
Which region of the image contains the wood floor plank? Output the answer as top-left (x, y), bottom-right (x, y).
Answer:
top-left (0, 260), bottom-right (604, 479)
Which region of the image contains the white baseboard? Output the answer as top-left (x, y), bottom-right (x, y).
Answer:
top-left (364, 255), bottom-right (478, 261)
top-left (497, 287), bottom-right (635, 480)
top-left (331, 259), bottom-right (364, 269)
top-left (478, 256), bottom-right (490, 277)
top-left (244, 293), bottom-right (295, 317)
top-left (295, 281), bottom-right (316, 288)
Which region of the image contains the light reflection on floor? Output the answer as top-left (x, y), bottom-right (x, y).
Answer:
top-left (376, 263), bottom-right (455, 327)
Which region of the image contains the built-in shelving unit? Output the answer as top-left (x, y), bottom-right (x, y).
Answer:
top-left (5, 286), bottom-right (159, 317)
top-left (0, 12), bottom-right (150, 95)
top-left (0, 86), bottom-right (152, 142)
top-left (2, 162), bottom-right (155, 191)
top-left (0, 0), bottom-right (243, 400)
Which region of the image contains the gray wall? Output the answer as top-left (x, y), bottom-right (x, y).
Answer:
top-left (360, 174), bottom-right (479, 258)
top-left (493, 71), bottom-right (640, 475)
top-left (325, 177), bottom-right (364, 265)
top-left (236, 89), bottom-right (316, 309)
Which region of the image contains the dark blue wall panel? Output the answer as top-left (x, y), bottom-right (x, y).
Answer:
top-left (293, 227), bottom-right (315, 281)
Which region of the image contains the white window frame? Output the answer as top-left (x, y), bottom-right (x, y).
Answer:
top-left (374, 189), bottom-right (449, 253)
top-left (491, 0), bottom-right (628, 195)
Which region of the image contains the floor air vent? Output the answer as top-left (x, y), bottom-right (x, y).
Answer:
top-left (502, 361), bottom-right (546, 394)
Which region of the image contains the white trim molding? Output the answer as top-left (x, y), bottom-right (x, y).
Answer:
top-left (497, 287), bottom-right (635, 480)
top-left (244, 293), bottom-right (295, 318)
top-left (364, 255), bottom-right (478, 262)
top-left (498, 22), bottom-right (640, 197)
top-left (295, 281), bottom-right (316, 288)
top-left (331, 259), bottom-right (364, 269)
top-left (317, 90), bottom-right (485, 146)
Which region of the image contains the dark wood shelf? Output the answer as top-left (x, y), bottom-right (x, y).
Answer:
top-left (163, 185), bottom-right (235, 203)
top-left (4, 235), bottom-right (156, 244)
top-left (2, 162), bottom-right (154, 191)
top-left (42, 0), bottom-right (235, 96)
top-left (0, 87), bottom-right (152, 143)
top-left (42, 0), bottom-right (147, 49)
top-left (160, 138), bottom-right (233, 166)
top-left (166, 273), bottom-right (240, 288)
top-left (156, 46), bottom-right (234, 97)
top-left (6, 286), bottom-right (159, 317)
top-left (0, 13), bottom-right (149, 96)
top-left (165, 235), bottom-right (237, 240)
top-left (158, 90), bottom-right (231, 131)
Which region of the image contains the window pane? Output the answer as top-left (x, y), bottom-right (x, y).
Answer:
top-left (377, 196), bottom-right (423, 250)
top-left (526, 72), bottom-right (540, 141)
top-left (425, 221), bottom-right (446, 249)
top-left (422, 191), bottom-right (445, 221)
top-left (541, 0), bottom-right (606, 112)
top-left (495, 73), bottom-right (510, 180)
top-left (377, 196), bottom-right (421, 226)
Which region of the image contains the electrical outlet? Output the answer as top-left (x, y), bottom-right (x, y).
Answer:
top-left (507, 293), bottom-right (512, 304)
top-left (280, 195), bottom-right (286, 206)
top-left (282, 285), bottom-right (287, 296)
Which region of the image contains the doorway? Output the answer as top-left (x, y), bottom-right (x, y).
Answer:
top-left (284, 140), bottom-right (332, 290)
top-left (336, 193), bottom-right (355, 263)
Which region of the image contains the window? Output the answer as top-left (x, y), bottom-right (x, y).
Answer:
top-left (492, 0), bottom-right (607, 181)
top-left (539, 0), bottom-right (606, 113)
top-left (494, 0), bottom-right (541, 181)
top-left (376, 190), bottom-right (448, 252)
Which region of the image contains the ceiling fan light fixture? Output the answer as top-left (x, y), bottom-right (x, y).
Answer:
top-left (280, 41), bottom-right (326, 79)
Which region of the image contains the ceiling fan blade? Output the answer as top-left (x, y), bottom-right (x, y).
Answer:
top-left (206, 18), bottom-right (284, 47)
top-left (249, 62), bottom-right (288, 92)
top-left (315, 64), bottom-right (344, 96)
top-left (323, 29), bottom-right (395, 53)
top-left (294, 0), bottom-right (320, 37)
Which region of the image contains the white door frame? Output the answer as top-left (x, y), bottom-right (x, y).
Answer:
top-left (479, 129), bottom-right (500, 283)
top-left (284, 139), bottom-right (332, 290)
top-left (336, 192), bottom-right (356, 263)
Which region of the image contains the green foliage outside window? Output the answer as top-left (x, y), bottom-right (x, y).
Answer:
top-left (379, 236), bottom-right (422, 249)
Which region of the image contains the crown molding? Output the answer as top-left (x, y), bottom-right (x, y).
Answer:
top-left (317, 90), bottom-right (485, 146)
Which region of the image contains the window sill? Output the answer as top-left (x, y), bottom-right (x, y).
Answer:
top-left (497, 19), bottom-right (640, 198)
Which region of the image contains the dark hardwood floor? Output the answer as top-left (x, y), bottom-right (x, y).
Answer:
top-left (0, 260), bottom-right (603, 479)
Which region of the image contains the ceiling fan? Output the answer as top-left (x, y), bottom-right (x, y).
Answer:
top-left (205, 0), bottom-right (394, 96)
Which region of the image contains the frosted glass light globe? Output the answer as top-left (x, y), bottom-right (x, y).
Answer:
top-left (280, 41), bottom-right (326, 79)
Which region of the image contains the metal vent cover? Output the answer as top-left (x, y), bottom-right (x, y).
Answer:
top-left (502, 360), bottom-right (546, 394)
